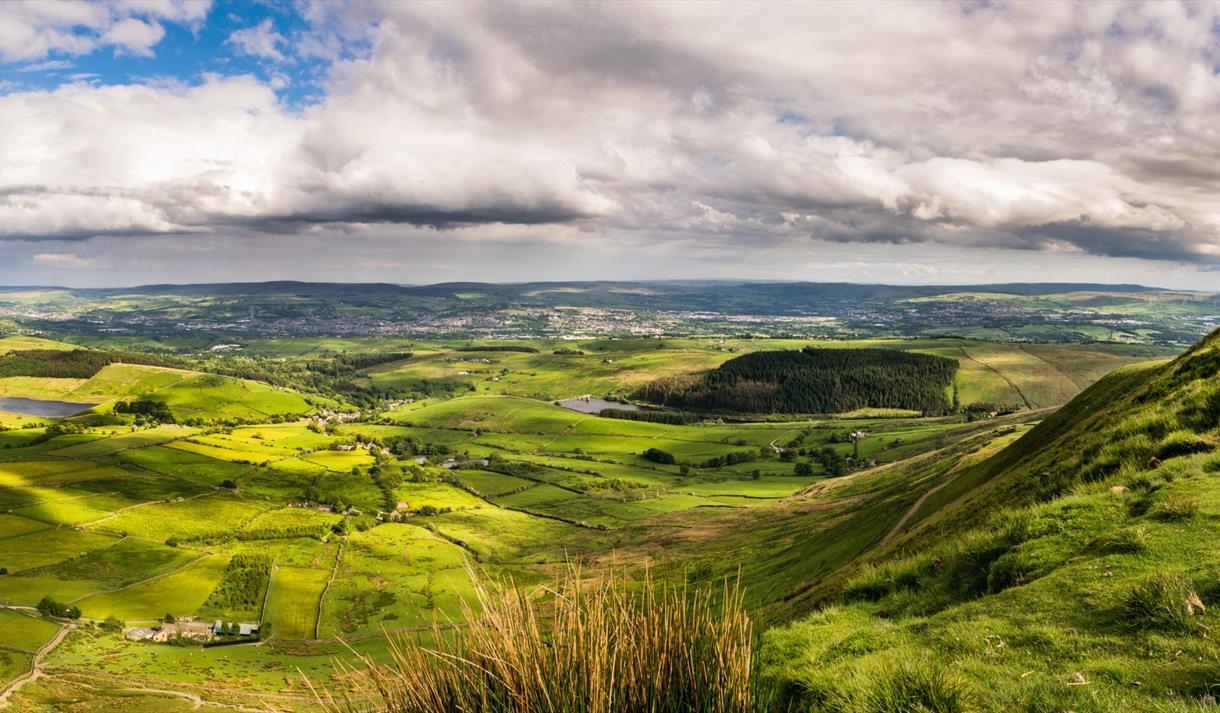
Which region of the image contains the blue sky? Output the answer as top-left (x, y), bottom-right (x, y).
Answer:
top-left (2, 1), bottom-right (1220, 288)
top-left (0, 1), bottom-right (350, 108)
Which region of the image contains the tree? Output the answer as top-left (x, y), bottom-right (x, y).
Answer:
top-left (643, 448), bottom-right (676, 465)
top-left (164, 613), bottom-right (177, 623)
top-left (794, 462), bottom-right (814, 477)
top-left (37, 596), bottom-right (79, 619)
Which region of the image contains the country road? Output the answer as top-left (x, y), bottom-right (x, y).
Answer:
top-left (0, 621), bottom-right (71, 708)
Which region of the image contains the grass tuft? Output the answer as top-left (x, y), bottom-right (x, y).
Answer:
top-left (1086, 526), bottom-right (1148, 555)
top-left (312, 566), bottom-right (756, 713)
top-left (1147, 496), bottom-right (1200, 522)
top-left (1156, 430), bottom-right (1213, 460)
top-left (1122, 572), bottom-right (1206, 632)
top-left (836, 659), bottom-right (972, 713)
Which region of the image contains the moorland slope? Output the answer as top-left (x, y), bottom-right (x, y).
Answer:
top-left (756, 331), bottom-right (1220, 711)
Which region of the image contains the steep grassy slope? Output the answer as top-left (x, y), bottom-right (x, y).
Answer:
top-left (757, 334), bottom-right (1220, 711)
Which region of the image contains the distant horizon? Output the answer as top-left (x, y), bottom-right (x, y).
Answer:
top-left (0, 278), bottom-right (1183, 293)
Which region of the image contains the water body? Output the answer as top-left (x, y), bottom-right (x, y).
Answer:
top-left (559, 396), bottom-right (641, 414)
top-left (0, 397), bottom-right (95, 417)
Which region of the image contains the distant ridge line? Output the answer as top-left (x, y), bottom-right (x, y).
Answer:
top-left (0, 280), bottom-right (1175, 294)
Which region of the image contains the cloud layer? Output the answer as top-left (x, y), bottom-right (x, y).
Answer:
top-left (3, 0), bottom-right (1220, 271)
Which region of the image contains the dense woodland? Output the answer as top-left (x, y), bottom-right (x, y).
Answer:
top-left (0, 349), bottom-right (186, 378)
top-left (634, 347), bottom-right (958, 415)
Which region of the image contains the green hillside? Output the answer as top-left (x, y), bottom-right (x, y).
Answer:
top-left (0, 356), bottom-right (318, 424)
top-left (0, 336), bottom-right (78, 354)
top-left (755, 333), bottom-right (1220, 711)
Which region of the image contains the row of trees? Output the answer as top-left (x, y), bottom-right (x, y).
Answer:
top-left (634, 348), bottom-right (958, 415)
top-left (598, 408), bottom-right (699, 425)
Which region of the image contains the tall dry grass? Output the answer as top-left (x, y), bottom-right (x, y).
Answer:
top-left (312, 568), bottom-right (757, 713)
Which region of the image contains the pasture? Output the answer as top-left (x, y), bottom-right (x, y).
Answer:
top-left (0, 528), bottom-right (117, 573)
top-left (267, 565), bottom-right (330, 639)
top-left (0, 609), bottom-right (60, 652)
top-left (75, 554), bottom-right (229, 621)
top-left (94, 495), bottom-right (271, 541)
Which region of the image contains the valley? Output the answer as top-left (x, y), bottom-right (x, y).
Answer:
top-left (0, 286), bottom-right (1211, 711)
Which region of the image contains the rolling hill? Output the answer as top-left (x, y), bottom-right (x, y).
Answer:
top-left (0, 344), bottom-right (318, 424)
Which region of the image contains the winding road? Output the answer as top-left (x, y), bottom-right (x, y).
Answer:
top-left (0, 621), bottom-right (71, 708)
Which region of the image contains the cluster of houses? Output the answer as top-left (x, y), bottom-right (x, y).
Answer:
top-left (335, 441), bottom-right (391, 455)
top-left (125, 618), bottom-right (260, 643)
top-left (308, 408), bottom-right (362, 427)
top-left (286, 502), bottom-right (361, 515)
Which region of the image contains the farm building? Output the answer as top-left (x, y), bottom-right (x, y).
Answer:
top-left (212, 621), bottom-right (261, 636)
top-left (125, 627), bottom-right (156, 641)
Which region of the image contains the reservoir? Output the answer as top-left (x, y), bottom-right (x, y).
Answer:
top-left (559, 396), bottom-right (641, 414)
top-left (0, 397), bottom-right (95, 417)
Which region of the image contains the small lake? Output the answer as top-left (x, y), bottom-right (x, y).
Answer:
top-left (0, 397), bottom-right (96, 417)
top-left (559, 397), bottom-right (641, 414)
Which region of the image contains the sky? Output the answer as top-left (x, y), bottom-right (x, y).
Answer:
top-left (2, 1), bottom-right (1220, 289)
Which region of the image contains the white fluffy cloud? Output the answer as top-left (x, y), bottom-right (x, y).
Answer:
top-left (4, 0), bottom-right (1220, 269)
top-left (0, 0), bottom-right (206, 61)
top-left (227, 18), bottom-right (286, 61)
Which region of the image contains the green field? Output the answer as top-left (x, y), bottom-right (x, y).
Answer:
top-left (267, 565), bottom-right (330, 639)
top-left (75, 554), bottom-right (229, 621)
top-left (0, 609), bottom-right (60, 652)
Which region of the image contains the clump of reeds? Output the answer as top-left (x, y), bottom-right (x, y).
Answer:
top-left (313, 567), bottom-right (756, 713)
